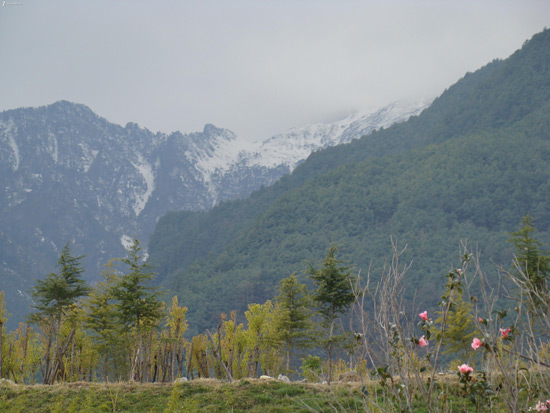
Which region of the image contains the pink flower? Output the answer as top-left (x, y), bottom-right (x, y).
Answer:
top-left (418, 336), bottom-right (428, 348)
top-left (535, 401), bottom-right (548, 411)
top-left (471, 337), bottom-right (483, 350)
top-left (500, 327), bottom-right (511, 338)
top-left (419, 311), bottom-right (428, 321)
top-left (458, 364), bottom-right (473, 374)
top-left (478, 317), bottom-right (483, 322)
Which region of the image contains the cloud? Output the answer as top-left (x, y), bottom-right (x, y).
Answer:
top-left (1, 0), bottom-right (549, 141)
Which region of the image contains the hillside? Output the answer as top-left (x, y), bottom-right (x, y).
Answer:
top-left (148, 29), bottom-right (550, 333)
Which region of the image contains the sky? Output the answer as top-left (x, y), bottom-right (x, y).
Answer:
top-left (1, 1), bottom-right (549, 141)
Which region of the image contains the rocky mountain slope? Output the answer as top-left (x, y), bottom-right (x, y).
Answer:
top-left (0, 99), bottom-right (426, 324)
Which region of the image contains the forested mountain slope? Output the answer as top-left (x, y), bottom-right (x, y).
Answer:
top-left (148, 29), bottom-right (550, 333)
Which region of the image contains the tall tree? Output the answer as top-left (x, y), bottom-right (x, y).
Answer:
top-left (244, 300), bottom-right (283, 378)
top-left (84, 262), bottom-right (122, 381)
top-left (308, 244), bottom-right (354, 384)
top-left (112, 237), bottom-right (163, 382)
top-left (29, 242), bottom-right (89, 384)
top-left (163, 296), bottom-right (188, 381)
top-left (6, 322), bottom-right (41, 383)
top-left (31, 242), bottom-right (89, 319)
top-left (435, 291), bottom-right (478, 363)
top-left (274, 274), bottom-right (313, 373)
top-left (508, 214), bottom-right (550, 314)
top-left (0, 291), bottom-right (9, 378)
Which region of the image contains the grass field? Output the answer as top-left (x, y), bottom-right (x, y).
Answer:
top-left (0, 374), bottom-right (540, 412)
top-left (0, 378), bottom-right (373, 412)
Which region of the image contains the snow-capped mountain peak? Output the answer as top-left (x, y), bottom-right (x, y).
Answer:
top-left (229, 98), bottom-right (430, 173)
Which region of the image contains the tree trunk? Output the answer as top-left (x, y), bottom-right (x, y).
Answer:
top-left (286, 343), bottom-right (291, 373)
top-left (104, 350), bottom-right (109, 382)
top-left (186, 341), bottom-right (194, 380)
top-left (46, 328), bottom-right (75, 384)
top-left (327, 318), bottom-right (334, 385)
top-left (21, 324), bottom-right (29, 380)
top-left (0, 321), bottom-right (4, 378)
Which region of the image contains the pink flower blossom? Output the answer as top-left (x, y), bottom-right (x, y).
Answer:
top-left (419, 311), bottom-right (428, 321)
top-left (478, 317), bottom-right (483, 322)
top-left (471, 338), bottom-right (483, 350)
top-left (500, 327), bottom-right (511, 338)
top-left (535, 400), bottom-right (548, 411)
top-left (458, 364), bottom-right (473, 374)
top-left (418, 336), bottom-right (428, 348)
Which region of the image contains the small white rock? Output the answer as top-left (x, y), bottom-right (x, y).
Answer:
top-left (277, 374), bottom-right (290, 383)
top-left (260, 375), bottom-right (273, 380)
top-left (174, 377), bottom-right (188, 384)
top-left (0, 378), bottom-right (16, 387)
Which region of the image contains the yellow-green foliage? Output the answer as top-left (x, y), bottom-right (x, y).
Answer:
top-left (436, 292), bottom-right (478, 361)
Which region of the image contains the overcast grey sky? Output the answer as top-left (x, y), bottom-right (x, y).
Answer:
top-left (1, 1), bottom-right (549, 141)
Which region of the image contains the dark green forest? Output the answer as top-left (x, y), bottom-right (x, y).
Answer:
top-left (148, 29), bottom-right (550, 334)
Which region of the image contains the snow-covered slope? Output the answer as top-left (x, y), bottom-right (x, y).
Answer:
top-left (244, 99), bottom-right (430, 171)
top-left (0, 99), bottom-right (428, 326)
top-left (193, 99), bottom-right (430, 203)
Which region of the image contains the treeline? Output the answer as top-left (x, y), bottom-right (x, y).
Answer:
top-left (0, 238), bottom-right (362, 384)
top-left (1, 214), bottom-right (548, 392)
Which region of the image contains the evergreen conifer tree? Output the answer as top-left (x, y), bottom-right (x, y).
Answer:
top-left (84, 262), bottom-right (122, 381)
top-left (112, 237), bottom-right (163, 382)
top-left (29, 241), bottom-right (89, 384)
top-left (308, 245), bottom-right (354, 384)
top-left (435, 291), bottom-right (477, 362)
top-left (508, 214), bottom-right (550, 313)
top-left (274, 273), bottom-right (313, 372)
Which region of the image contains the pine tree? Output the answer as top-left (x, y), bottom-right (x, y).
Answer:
top-left (308, 245), bottom-right (354, 384)
top-left (111, 237), bottom-right (163, 382)
top-left (274, 274), bottom-right (313, 373)
top-left (29, 241), bottom-right (89, 384)
top-left (435, 291), bottom-right (477, 362)
top-left (31, 242), bottom-right (89, 319)
top-left (508, 214), bottom-right (550, 313)
top-left (84, 262), bottom-right (122, 381)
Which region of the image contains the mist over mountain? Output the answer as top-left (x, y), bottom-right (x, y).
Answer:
top-left (0, 99), bottom-right (424, 326)
top-left (148, 29), bottom-right (550, 333)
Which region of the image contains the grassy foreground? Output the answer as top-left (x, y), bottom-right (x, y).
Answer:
top-left (0, 375), bottom-right (518, 412)
top-left (0, 379), bottom-right (373, 413)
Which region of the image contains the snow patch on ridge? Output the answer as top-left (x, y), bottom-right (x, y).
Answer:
top-left (191, 127), bottom-right (248, 202)
top-left (131, 154), bottom-right (155, 217)
top-left (2, 121), bottom-right (20, 171)
top-left (192, 128), bottom-right (244, 178)
top-left (78, 143), bottom-right (99, 173)
top-left (48, 133), bottom-right (59, 164)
